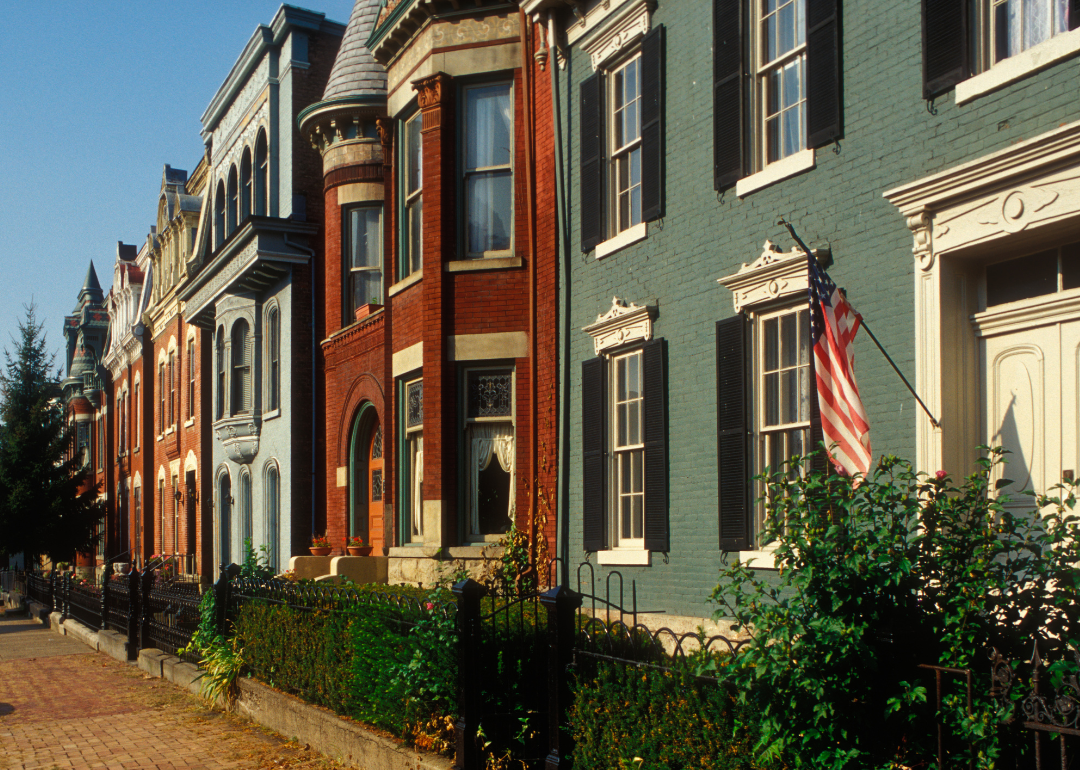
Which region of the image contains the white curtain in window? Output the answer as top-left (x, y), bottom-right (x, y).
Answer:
top-left (466, 85), bottom-right (513, 253)
top-left (468, 422), bottom-right (515, 534)
top-left (411, 436), bottom-right (424, 540)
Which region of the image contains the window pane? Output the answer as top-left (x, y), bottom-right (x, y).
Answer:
top-left (764, 317), bottom-right (779, 370)
top-left (763, 13), bottom-right (777, 63)
top-left (618, 403), bottom-right (628, 447)
top-left (352, 270), bottom-right (382, 310)
top-left (620, 453), bottom-right (632, 494)
top-left (782, 369), bottom-right (798, 424)
top-left (765, 372), bottom-right (779, 425)
top-left (409, 198), bottom-right (423, 273)
top-left (407, 115), bottom-right (422, 193)
top-left (632, 449), bottom-right (643, 493)
top-left (1025, 0), bottom-right (1051, 49)
top-left (800, 366), bottom-right (810, 421)
top-left (632, 493), bottom-right (643, 540)
top-left (466, 171), bottom-right (512, 252)
top-left (1061, 242), bottom-right (1080, 290)
top-left (628, 353), bottom-right (640, 399)
top-left (622, 495), bottom-right (632, 539)
top-left (350, 208), bottom-right (381, 269)
top-left (780, 312), bottom-right (797, 367)
top-left (466, 84), bottom-right (512, 170)
top-left (779, 0), bottom-right (795, 55)
top-left (628, 401), bottom-right (640, 445)
top-left (986, 249), bottom-right (1056, 305)
top-left (798, 309), bottom-right (810, 364)
top-left (617, 356), bottom-right (627, 401)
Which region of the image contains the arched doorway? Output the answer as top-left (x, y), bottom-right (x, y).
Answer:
top-left (349, 404), bottom-right (382, 546)
top-left (217, 471), bottom-right (232, 570)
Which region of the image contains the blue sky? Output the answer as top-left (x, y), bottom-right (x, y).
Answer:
top-left (0, 0), bottom-right (355, 369)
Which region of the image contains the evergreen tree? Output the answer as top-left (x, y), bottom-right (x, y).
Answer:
top-left (0, 305), bottom-right (102, 565)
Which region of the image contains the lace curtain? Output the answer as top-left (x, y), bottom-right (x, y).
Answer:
top-left (411, 436), bottom-right (423, 540)
top-left (469, 422), bottom-right (515, 534)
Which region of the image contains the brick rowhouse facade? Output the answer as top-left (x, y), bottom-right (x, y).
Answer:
top-left (352, 0), bottom-right (559, 584)
top-left (180, 6), bottom-right (343, 575)
top-left (141, 162), bottom-right (212, 581)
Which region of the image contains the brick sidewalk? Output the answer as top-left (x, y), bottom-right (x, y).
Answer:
top-left (0, 617), bottom-right (344, 770)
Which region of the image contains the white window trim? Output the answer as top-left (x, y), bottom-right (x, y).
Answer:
top-left (957, 26), bottom-right (1080, 105)
top-left (583, 295), bottom-right (656, 355)
top-left (596, 221), bottom-right (647, 259)
top-left (736, 149), bottom-right (815, 198)
top-left (576, 0), bottom-right (651, 68)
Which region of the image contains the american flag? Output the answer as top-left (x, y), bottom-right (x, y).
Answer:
top-left (808, 253), bottom-right (872, 477)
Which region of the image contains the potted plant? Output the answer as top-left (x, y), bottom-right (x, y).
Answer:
top-left (309, 533), bottom-right (332, 556)
top-left (346, 536), bottom-right (372, 557)
top-left (354, 296), bottom-right (384, 321)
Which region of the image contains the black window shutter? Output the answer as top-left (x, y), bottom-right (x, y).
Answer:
top-left (640, 25), bottom-right (664, 223)
top-left (642, 338), bottom-right (668, 552)
top-left (717, 316), bottom-right (750, 551)
top-left (713, 0), bottom-right (744, 191)
top-left (1072, 0), bottom-right (1080, 30)
top-left (806, 0), bottom-right (841, 148)
top-left (582, 356), bottom-right (607, 552)
top-left (922, 0), bottom-right (969, 99)
top-left (580, 73), bottom-right (604, 253)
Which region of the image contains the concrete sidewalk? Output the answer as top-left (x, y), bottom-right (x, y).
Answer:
top-left (0, 615), bottom-right (344, 770)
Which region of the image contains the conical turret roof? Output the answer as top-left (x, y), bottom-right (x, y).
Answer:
top-left (79, 261), bottom-right (103, 304)
top-left (322, 0), bottom-right (386, 101)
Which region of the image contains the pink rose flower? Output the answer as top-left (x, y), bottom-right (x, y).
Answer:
top-left (935, 470), bottom-right (947, 481)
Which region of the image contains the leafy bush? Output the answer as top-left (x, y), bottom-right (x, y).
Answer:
top-left (712, 450), bottom-right (1080, 769)
top-left (569, 656), bottom-right (772, 770)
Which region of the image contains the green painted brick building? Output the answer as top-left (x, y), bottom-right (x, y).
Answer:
top-left (523, 0), bottom-right (1080, 624)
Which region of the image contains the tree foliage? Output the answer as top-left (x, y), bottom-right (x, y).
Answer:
top-left (712, 450), bottom-right (1080, 769)
top-left (0, 305), bottom-right (102, 564)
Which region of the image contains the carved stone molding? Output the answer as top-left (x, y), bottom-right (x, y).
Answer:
top-left (906, 210), bottom-right (933, 271)
top-left (414, 72), bottom-right (450, 133)
top-left (717, 240), bottom-right (817, 313)
top-left (214, 415), bottom-right (261, 465)
top-left (376, 117), bottom-right (394, 149)
top-left (583, 296), bottom-right (656, 355)
top-left (581, 0), bottom-right (652, 71)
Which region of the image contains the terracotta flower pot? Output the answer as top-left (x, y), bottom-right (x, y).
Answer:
top-left (346, 546), bottom-right (373, 557)
top-left (309, 547), bottom-right (332, 556)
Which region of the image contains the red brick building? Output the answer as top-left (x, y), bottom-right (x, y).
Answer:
top-left (302, 0), bottom-right (559, 583)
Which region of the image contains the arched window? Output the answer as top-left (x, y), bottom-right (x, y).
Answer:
top-left (216, 327), bottom-right (226, 420)
top-left (231, 319), bottom-right (251, 415)
top-left (265, 464), bottom-right (279, 570)
top-left (214, 181), bottom-right (226, 249)
top-left (255, 130), bottom-right (268, 217)
top-left (240, 470), bottom-right (252, 549)
top-left (349, 405), bottom-right (381, 545)
top-left (227, 166), bottom-right (239, 234)
top-left (241, 149), bottom-right (252, 222)
top-left (218, 471), bottom-right (231, 567)
top-left (267, 307), bottom-right (280, 411)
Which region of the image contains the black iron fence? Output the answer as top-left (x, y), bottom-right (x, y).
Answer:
top-left (0, 569), bottom-right (26, 595)
top-left (143, 577), bottom-right (203, 663)
top-left (65, 573), bottom-right (103, 631)
top-left (24, 571), bottom-right (51, 607)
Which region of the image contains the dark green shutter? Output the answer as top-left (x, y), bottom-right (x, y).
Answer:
top-left (582, 357), bottom-right (607, 552)
top-left (922, 0), bottom-right (969, 99)
top-left (580, 73), bottom-right (604, 253)
top-left (810, 356), bottom-right (827, 474)
top-left (713, 0), bottom-right (744, 190)
top-left (717, 316), bottom-right (750, 551)
top-left (642, 339), bottom-right (669, 552)
top-left (806, 0), bottom-right (841, 148)
top-left (640, 25), bottom-right (664, 223)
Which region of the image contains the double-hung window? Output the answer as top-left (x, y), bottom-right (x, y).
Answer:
top-left (345, 205), bottom-right (383, 318)
top-left (187, 339), bottom-right (196, 420)
top-left (713, 0), bottom-right (839, 192)
top-left (581, 302), bottom-right (667, 563)
top-left (579, 25), bottom-right (664, 255)
top-left (463, 83), bottom-right (513, 257)
top-left (402, 378), bottom-right (423, 544)
top-left (401, 112), bottom-right (423, 279)
top-left (717, 244), bottom-right (824, 554)
top-left (923, 0), bottom-right (1079, 101)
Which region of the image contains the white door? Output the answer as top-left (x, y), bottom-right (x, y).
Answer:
top-left (981, 321), bottom-right (1080, 509)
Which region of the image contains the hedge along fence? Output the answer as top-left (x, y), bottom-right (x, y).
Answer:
top-left (226, 578), bottom-right (458, 754)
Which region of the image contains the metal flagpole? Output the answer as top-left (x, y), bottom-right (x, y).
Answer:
top-left (778, 218), bottom-right (941, 430)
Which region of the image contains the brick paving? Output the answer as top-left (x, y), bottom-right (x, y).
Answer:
top-left (0, 616), bottom-right (344, 770)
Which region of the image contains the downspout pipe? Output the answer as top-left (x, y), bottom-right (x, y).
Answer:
top-left (547, 11), bottom-right (571, 587)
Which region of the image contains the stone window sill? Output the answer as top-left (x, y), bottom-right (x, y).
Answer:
top-left (596, 222), bottom-right (647, 260)
top-left (388, 271), bottom-right (422, 297)
top-left (736, 550), bottom-right (779, 569)
top-left (596, 549), bottom-right (650, 566)
top-left (736, 149), bottom-right (815, 197)
top-left (446, 257), bottom-right (524, 273)
top-left (263, 408), bottom-right (281, 422)
top-left (957, 28), bottom-right (1080, 105)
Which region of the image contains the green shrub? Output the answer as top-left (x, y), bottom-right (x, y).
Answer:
top-left (569, 656), bottom-right (771, 770)
top-left (712, 450), bottom-right (1080, 770)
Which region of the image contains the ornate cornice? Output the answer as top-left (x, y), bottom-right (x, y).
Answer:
top-left (582, 296), bottom-right (656, 355)
top-left (322, 310), bottom-right (385, 366)
top-left (717, 241), bottom-right (821, 313)
top-left (214, 415), bottom-right (261, 465)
